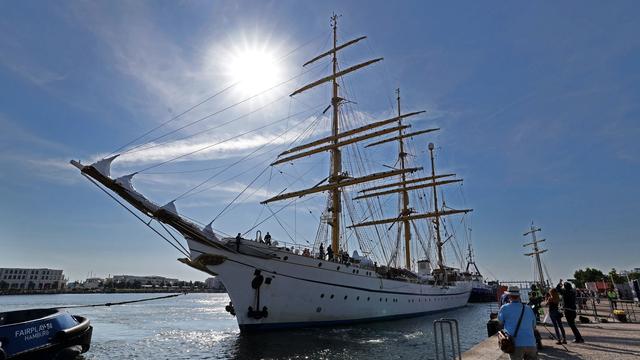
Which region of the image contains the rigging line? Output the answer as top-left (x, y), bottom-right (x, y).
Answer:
top-left (110, 32), bottom-right (329, 157)
top-left (211, 166), bottom-right (270, 223)
top-left (265, 204), bottom-right (296, 243)
top-left (272, 205), bottom-right (313, 246)
top-left (123, 96), bottom-right (287, 156)
top-left (225, 172), bottom-right (273, 216)
top-left (109, 82), bottom-right (238, 156)
top-left (135, 103), bottom-right (325, 174)
top-left (185, 149), bottom-right (278, 200)
top-left (172, 132), bottom-right (284, 200)
top-left (144, 163), bottom-right (229, 175)
top-left (157, 220), bottom-right (190, 255)
top-left (120, 61), bottom-right (329, 157)
top-left (249, 168), bottom-right (272, 229)
top-left (242, 197), bottom-right (297, 236)
top-left (80, 174), bottom-right (189, 258)
top-left (177, 105), bottom-right (324, 200)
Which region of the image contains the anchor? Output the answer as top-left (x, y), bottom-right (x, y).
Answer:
top-left (247, 269), bottom-right (269, 319)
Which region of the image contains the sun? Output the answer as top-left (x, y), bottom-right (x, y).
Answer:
top-left (226, 47), bottom-right (282, 96)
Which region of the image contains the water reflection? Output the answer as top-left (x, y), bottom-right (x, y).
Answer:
top-left (0, 293), bottom-right (490, 360)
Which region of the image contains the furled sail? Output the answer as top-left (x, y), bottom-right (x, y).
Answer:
top-left (261, 167), bottom-right (421, 204)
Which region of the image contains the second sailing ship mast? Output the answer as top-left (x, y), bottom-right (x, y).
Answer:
top-left (523, 223), bottom-right (548, 289)
top-left (396, 89), bottom-right (412, 270)
top-left (428, 142), bottom-right (446, 272)
top-left (329, 14), bottom-right (342, 255)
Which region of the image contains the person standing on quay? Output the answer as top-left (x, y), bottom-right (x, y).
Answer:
top-left (499, 286), bottom-right (538, 359)
top-left (557, 280), bottom-right (584, 343)
top-left (607, 286), bottom-right (618, 310)
top-left (545, 288), bottom-right (567, 344)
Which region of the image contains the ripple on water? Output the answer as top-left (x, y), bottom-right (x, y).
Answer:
top-left (1, 293), bottom-right (490, 360)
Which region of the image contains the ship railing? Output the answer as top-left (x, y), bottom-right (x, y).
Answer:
top-left (245, 236), bottom-right (379, 269)
top-left (433, 318), bottom-right (462, 360)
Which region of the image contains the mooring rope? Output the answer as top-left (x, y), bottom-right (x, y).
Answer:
top-left (56, 293), bottom-right (185, 309)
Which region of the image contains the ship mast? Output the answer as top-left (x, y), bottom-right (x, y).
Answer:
top-left (396, 89), bottom-right (412, 270)
top-left (329, 14), bottom-right (342, 255)
top-left (265, 17), bottom-right (471, 274)
top-left (428, 143), bottom-right (446, 271)
top-left (523, 223), bottom-right (548, 289)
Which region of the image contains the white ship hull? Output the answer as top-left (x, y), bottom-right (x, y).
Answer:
top-left (187, 238), bottom-right (471, 331)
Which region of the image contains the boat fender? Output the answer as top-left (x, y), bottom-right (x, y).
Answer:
top-left (251, 270), bottom-right (264, 289)
top-left (52, 345), bottom-right (83, 360)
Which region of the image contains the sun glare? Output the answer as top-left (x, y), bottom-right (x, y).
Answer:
top-left (227, 48), bottom-right (282, 95)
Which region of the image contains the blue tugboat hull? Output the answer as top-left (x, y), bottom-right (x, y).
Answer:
top-left (0, 309), bottom-right (92, 359)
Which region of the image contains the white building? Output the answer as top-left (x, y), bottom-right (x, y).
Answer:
top-left (112, 275), bottom-right (179, 286)
top-left (0, 268), bottom-right (66, 290)
top-left (205, 277), bottom-right (226, 291)
top-left (82, 277), bottom-right (104, 289)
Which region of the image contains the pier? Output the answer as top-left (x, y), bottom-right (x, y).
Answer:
top-left (464, 321), bottom-right (640, 359)
top-left (462, 299), bottom-right (640, 359)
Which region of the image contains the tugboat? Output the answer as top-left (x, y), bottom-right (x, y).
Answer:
top-left (0, 308), bottom-right (92, 360)
top-left (465, 244), bottom-right (498, 303)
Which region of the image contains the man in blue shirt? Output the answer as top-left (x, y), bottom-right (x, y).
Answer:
top-left (498, 286), bottom-right (538, 359)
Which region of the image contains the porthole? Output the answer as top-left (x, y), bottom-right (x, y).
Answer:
top-left (379, 298), bottom-right (382, 302)
top-left (318, 262), bottom-right (322, 267)
top-left (357, 296), bottom-right (360, 300)
top-left (320, 294), bottom-right (324, 298)
top-left (344, 295), bottom-right (348, 300)
top-left (367, 297), bottom-right (370, 301)
top-left (385, 298), bottom-right (388, 302)
top-left (330, 294), bottom-right (334, 299)
top-left (337, 266), bottom-right (341, 271)
top-left (316, 307), bottom-right (322, 313)
top-left (284, 256), bottom-right (288, 261)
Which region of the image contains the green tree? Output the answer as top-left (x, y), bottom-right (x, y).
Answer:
top-left (573, 267), bottom-right (606, 288)
top-left (628, 272), bottom-right (640, 281)
top-left (609, 268), bottom-right (625, 284)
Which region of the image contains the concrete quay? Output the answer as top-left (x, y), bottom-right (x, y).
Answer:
top-left (462, 322), bottom-right (640, 359)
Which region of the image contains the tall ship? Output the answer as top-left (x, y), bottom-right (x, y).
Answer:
top-left (71, 16), bottom-right (473, 331)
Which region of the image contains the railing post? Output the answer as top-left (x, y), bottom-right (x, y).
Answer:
top-left (433, 318), bottom-right (461, 360)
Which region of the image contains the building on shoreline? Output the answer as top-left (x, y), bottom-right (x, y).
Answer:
top-left (0, 268), bottom-right (66, 290)
top-left (111, 275), bottom-right (180, 287)
top-left (204, 277), bottom-right (226, 292)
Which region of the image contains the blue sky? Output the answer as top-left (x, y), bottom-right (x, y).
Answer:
top-left (1, 1), bottom-right (638, 282)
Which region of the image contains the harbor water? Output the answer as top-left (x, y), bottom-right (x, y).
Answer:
top-left (0, 293), bottom-right (492, 359)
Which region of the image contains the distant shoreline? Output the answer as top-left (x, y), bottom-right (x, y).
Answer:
top-left (0, 289), bottom-right (226, 296)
